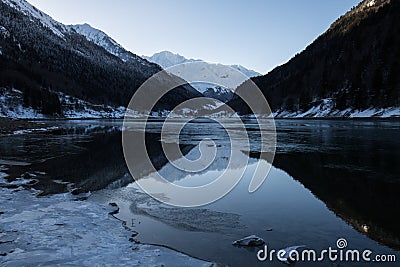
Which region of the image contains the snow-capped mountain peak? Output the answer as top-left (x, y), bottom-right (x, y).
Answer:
top-left (70, 24), bottom-right (123, 58)
top-left (143, 51), bottom-right (201, 69)
top-left (71, 23), bottom-right (119, 47)
top-left (69, 23), bottom-right (153, 67)
top-left (2, 0), bottom-right (68, 38)
top-left (144, 51), bottom-right (261, 78)
top-left (144, 51), bottom-right (261, 98)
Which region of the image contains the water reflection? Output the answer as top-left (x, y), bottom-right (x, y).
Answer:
top-left (112, 119), bottom-right (400, 266)
top-left (272, 120), bottom-right (400, 250)
top-left (0, 119), bottom-right (399, 266)
top-left (0, 121), bottom-right (194, 195)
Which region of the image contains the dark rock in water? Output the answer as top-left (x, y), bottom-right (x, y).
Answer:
top-left (21, 172), bottom-right (32, 179)
top-left (108, 203), bottom-right (119, 215)
top-left (131, 232), bottom-right (139, 238)
top-left (232, 235), bottom-right (265, 247)
top-left (69, 188), bottom-right (91, 201)
top-left (0, 211), bottom-right (4, 215)
top-left (70, 188), bottom-right (89, 195)
top-left (0, 252), bottom-right (7, 257)
top-left (0, 184), bottom-right (19, 189)
top-left (26, 179), bottom-right (38, 185)
top-left (265, 228), bottom-right (273, 232)
top-left (129, 238), bottom-right (141, 244)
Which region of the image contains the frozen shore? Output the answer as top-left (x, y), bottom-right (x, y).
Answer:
top-left (0, 176), bottom-right (214, 266)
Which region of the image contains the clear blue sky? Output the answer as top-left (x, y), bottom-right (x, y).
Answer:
top-left (28, 0), bottom-right (361, 74)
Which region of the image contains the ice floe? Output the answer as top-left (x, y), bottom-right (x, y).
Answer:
top-left (0, 178), bottom-right (214, 266)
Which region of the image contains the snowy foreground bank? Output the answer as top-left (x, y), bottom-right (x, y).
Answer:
top-left (0, 176), bottom-right (214, 266)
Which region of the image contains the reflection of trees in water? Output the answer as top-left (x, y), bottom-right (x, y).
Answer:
top-left (19, 126), bottom-right (196, 195)
top-left (272, 151), bottom-right (400, 250)
top-left (29, 127), bottom-right (128, 194)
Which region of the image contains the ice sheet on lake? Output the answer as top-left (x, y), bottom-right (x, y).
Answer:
top-left (103, 187), bottom-right (244, 234)
top-left (0, 181), bottom-right (214, 266)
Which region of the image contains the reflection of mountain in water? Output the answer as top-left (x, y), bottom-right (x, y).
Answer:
top-left (133, 119), bottom-right (265, 185)
top-left (271, 151), bottom-right (400, 250)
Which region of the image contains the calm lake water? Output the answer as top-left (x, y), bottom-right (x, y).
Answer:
top-left (0, 119), bottom-right (399, 266)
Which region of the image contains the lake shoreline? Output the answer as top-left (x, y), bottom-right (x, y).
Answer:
top-left (0, 175), bottom-right (215, 266)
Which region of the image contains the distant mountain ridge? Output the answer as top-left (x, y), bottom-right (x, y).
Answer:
top-left (144, 51), bottom-right (261, 79)
top-left (143, 51), bottom-right (201, 69)
top-left (0, 0), bottom-right (202, 118)
top-left (230, 0), bottom-right (400, 118)
top-left (144, 51), bottom-right (260, 102)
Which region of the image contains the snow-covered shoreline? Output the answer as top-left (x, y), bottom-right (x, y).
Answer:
top-left (0, 88), bottom-right (126, 120)
top-left (2, 87), bottom-right (399, 120)
top-left (0, 175), bottom-right (214, 266)
top-left (272, 99), bottom-right (400, 119)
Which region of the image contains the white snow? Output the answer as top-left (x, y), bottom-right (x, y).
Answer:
top-left (143, 51), bottom-right (202, 69)
top-left (144, 51), bottom-right (260, 93)
top-left (273, 98), bottom-right (400, 119)
top-left (349, 108), bottom-right (378, 118)
top-left (13, 126), bottom-right (59, 135)
top-left (380, 107), bottom-right (400, 118)
top-left (69, 23), bottom-right (152, 66)
top-left (145, 51), bottom-right (261, 78)
top-left (0, 89), bottom-right (45, 119)
top-left (230, 65), bottom-right (261, 78)
top-left (2, 87), bottom-right (399, 119)
top-left (70, 24), bottom-right (125, 59)
top-left (0, 26), bottom-right (11, 39)
top-left (367, 0), bottom-right (376, 7)
top-left (2, 0), bottom-right (69, 38)
top-left (0, 178), bottom-right (214, 266)
top-left (0, 87), bottom-right (126, 119)
top-left (71, 24), bottom-right (119, 47)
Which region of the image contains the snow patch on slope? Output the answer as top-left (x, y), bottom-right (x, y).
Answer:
top-left (273, 98), bottom-right (400, 118)
top-left (0, 25), bottom-right (11, 39)
top-left (69, 23), bottom-right (153, 67)
top-left (70, 23), bottom-right (126, 60)
top-left (0, 88), bottom-right (45, 119)
top-left (2, 0), bottom-right (68, 38)
top-left (367, 0), bottom-right (376, 7)
top-left (60, 94), bottom-right (126, 119)
top-left (230, 64), bottom-right (262, 78)
top-left (0, 87), bottom-right (126, 119)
